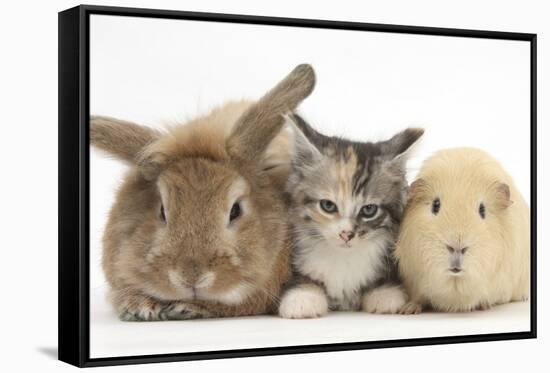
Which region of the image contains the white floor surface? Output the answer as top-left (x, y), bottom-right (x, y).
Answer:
top-left (89, 288), bottom-right (530, 358)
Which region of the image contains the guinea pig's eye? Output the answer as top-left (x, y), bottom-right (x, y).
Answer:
top-left (360, 204), bottom-right (378, 219)
top-left (229, 202), bottom-right (241, 223)
top-left (432, 198), bottom-right (441, 215)
top-left (159, 203), bottom-right (166, 223)
top-left (320, 199), bottom-right (338, 213)
top-left (479, 202), bottom-right (486, 219)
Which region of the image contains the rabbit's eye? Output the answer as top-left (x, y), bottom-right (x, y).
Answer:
top-left (229, 202), bottom-right (241, 223)
top-left (320, 199), bottom-right (338, 213)
top-left (479, 202), bottom-right (486, 219)
top-left (432, 198), bottom-right (441, 215)
top-left (160, 204), bottom-right (166, 223)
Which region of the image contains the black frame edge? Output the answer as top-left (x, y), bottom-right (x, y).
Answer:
top-left (83, 331), bottom-right (535, 367)
top-left (57, 4), bottom-right (537, 368)
top-left (529, 34), bottom-right (537, 337)
top-left (78, 4), bottom-right (536, 40)
top-left (58, 5), bottom-right (86, 368)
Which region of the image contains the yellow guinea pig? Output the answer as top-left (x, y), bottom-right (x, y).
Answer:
top-left (395, 147), bottom-right (530, 313)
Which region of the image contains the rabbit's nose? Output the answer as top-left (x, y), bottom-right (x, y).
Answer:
top-left (192, 271), bottom-right (216, 289)
top-left (339, 230), bottom-right (355, 242)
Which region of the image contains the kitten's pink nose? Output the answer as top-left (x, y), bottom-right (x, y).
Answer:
top-left (339, 230), bottom-right (355, 243)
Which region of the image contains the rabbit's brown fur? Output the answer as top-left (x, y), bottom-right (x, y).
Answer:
top-left (92, 65), bottom-right (315, 320)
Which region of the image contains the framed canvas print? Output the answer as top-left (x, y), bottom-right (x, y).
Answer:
top-left (58, 5), bottom-right (537, 368)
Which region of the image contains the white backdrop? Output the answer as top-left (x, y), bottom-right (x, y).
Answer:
top-left (90, 14), bottom-right (531, 290)
top-left (88, 13), bottom-right (531, 358)
top-left (0, 0), bottom-right (547, 372)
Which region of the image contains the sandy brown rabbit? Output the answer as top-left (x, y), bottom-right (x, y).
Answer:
top-left (90, 64), bottom-right (316, 321)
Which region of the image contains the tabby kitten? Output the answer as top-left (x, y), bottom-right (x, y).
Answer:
top-left (279, 115), bottom-right (423, 318)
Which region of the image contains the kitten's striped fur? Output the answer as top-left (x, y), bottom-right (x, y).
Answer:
top-left (279, 115), bottom-right (423, 318)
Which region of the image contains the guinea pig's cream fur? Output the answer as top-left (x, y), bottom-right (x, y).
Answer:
top-left (395, 148), bottom-right (530, 313)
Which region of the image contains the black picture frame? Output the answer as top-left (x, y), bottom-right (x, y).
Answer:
top-left (58, 4), bottom-right (537, 368)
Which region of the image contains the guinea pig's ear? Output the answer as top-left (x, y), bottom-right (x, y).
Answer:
top-left (380, 128), bottom-right (425, 161)
top-left (90, 116), bottom-right (161, 165)
top-left (407, 178), bottom-right (430, 203)
top-left (489, 181), bottom-right (514, 210)
top-left (226, 64), bottom-right (316, 168)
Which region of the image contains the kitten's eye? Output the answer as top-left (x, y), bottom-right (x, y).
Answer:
top-left (229, 202), bottom-right (242, 223)
top-left (320, 199), bottom-right (338, 213)
top-left (479, 202), bottom-right (486, 219)
top-left (360, 204), bottom-right (378, 219)
top-left (160, 203), bottom-right (166, 223)
top-left (432, 198), bottom-right (441, 215)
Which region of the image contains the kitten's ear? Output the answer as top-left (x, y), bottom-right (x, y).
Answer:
top-left (380, 128), bottom-right (424, 160)
top-left (289, 114), bottom-right (322, 168)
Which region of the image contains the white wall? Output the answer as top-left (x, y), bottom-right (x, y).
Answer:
top-left (0, 0), bottom-right (548, 372)
top-left (89, 13), bottom-right (531, 292)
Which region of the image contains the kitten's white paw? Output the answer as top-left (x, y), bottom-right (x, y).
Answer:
top-left (362, 285), bottom-right (408, 314)
top-left (279, 285), bottom-right (328, 319)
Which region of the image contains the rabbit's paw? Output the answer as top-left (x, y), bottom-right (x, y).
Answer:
top-left (161, 302), bottom-right (209, 320)
top-left (118, 299), bottom-right (165, 321)
top-left (279, 285), bottom-right (328, 319)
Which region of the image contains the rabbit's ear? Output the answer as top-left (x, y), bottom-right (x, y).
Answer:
top-left (90, 116), bottom-right (161, 164)
top-left (137, 146), bottom-right (171, 181)
top-left (226, 64), bottom-right (316, 166)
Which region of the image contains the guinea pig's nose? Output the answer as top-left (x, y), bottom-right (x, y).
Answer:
top-left (339, 230), bottom-right (355, 242)
top-left (447, 245), bottom-right (468, 254)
